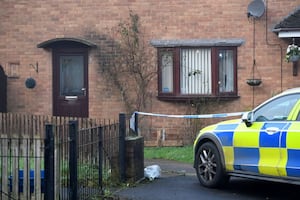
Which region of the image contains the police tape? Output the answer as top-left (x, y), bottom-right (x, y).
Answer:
top-left (130, 111), bottom-right (245, 131)
top-left (133, 111), bottom-right (245, 119)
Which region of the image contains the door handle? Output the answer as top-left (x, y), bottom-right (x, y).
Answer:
top-left (82, 88), bottom-right (86, 96)
top-left (265, 127), bottom-right (280, 135)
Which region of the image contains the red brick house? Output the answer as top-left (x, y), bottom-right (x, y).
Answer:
top-left (0, 0), bottom-right (299, 144)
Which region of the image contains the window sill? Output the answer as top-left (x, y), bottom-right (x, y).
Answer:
top-left (157, 95), bottom-right (240, 102)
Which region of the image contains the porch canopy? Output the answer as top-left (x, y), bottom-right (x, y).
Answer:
top-left (273, 6), bottom-right (300, 38)
top-left (37, 37), bottom-right (97, 48)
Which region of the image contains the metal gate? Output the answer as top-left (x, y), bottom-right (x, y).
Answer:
top-left (0, 65), bottom-right (7, 112)
top-left (44, 114), bottom-right (126, 200)
top-left (0, 113), bottom-right (126, 200)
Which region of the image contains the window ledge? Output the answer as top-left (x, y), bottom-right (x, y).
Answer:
top-left (157, 95), bottom-right (240, 102)
top-left (151, 38), bottom-right (245, 48)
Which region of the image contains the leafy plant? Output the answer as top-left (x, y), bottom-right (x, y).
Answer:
top-left (100, 10), bottom-right (156, 113)
top-left (286, 43), bottom-right (300, 62)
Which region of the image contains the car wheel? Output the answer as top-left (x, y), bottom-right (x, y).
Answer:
top-left (195, 142), bottom-right (228, 188)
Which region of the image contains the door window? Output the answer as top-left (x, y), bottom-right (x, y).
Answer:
top-left (60, 55), bottom-right (84, 96)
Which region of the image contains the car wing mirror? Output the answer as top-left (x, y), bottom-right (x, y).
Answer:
top-left (242, 112), bottom-right (253, 127)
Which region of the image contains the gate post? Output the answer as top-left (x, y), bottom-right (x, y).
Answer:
top-left (69, 120), bottom-right (78, 200)
top-left (44, 124), bottom-right (54, 200)
top-left (98, 126), bottom-right (103, 193)
top-left (119, 113), bottom-right (126, 182)
top-left (134, 112), bottom-right (138, 136)
top-left (0, 65), bottom-right (7, 113)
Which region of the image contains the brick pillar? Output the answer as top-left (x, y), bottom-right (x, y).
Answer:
top-left (125, 136), bottom-right (144, 182)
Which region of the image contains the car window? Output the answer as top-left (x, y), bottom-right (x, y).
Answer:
top-left (297, 112), bottom-right (300, 121)
top-left (253, 94), bottom-right (300, 121)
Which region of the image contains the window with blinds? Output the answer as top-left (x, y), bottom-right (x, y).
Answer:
top-left (157, 46), bottom-right (237, 100)
top-left (180, 48), bottom-right (212, 95)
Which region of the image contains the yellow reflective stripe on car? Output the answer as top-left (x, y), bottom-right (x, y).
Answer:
top-left (222, 146), bottom-right (234, 171)
top-left (287, 99), bottom-right (300, 120)
top-left (259, 147), bottom-right (281, 176)
top-left (278, 149), bottom-right (288, 176)
top-left (286, 123), bottom-right (300, 149)
top-left (233, 123), bottom-right (262, 147)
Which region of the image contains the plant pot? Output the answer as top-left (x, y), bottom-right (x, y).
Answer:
top-left (289, 55), bottom-right (300, 62)
top-left (247, 78), bottom-right (262, 86)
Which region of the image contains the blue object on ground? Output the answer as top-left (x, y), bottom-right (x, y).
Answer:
top-left (8, 170), bottom-right (45, 193)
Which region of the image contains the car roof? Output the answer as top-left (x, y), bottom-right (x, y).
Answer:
top-left (281, 87), bottom-right (300, 95)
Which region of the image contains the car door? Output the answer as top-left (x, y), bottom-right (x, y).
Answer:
top-left (278, 100), bottom-right (300, 178)
top-left (233, 94), bottom-right (300, 176)
top-left (233, 121), bottom-right (284, 175)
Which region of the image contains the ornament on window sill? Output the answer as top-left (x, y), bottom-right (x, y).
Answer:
top-left (188, 69), bottom-right (202, 76)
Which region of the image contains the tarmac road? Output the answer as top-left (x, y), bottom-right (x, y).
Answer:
top-left (115, 159), bottom-right (300, 200)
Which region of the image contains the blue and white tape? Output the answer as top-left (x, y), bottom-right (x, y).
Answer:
top-left (130, 111), bottom-right (245, 131)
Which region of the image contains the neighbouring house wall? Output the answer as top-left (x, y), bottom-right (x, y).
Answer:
top-left (0, 0), bottom-right (299, 145)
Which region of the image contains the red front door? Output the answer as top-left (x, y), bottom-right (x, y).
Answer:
top-left (53, 48), bottom-right (88, 117)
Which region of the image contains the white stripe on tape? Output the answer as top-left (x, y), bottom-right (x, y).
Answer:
top-left (134, 111), bottom-right (244, 119)
top-left (130, 111), bottom-right (245, 131)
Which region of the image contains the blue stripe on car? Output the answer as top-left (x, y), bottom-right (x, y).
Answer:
top-left (233, 147), bottom-right (259, 173)
top-left (286, 149), bottom-right (300, 177)
top-left (215, 124), bottom-right (239, 146)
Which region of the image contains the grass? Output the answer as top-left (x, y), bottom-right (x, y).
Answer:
top-left (0, 158), bottom-right (44, 173)
top-left (144, 145), bottom-right (194, 164)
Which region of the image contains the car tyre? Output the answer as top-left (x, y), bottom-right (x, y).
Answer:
top-left (195, 142), bottom-right (228, 188)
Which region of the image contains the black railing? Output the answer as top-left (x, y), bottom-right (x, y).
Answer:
top-left (44, 124), bottom-right (54, 200)
top-left (1, 113), bottom-right (127, 200)
top-left (44, 113), bottom-right (126, 200)
top-left (0, 137), bottom-right (45, 200)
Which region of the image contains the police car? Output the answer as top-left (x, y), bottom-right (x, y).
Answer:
top-left (193, 87), bottom-right (300, 188)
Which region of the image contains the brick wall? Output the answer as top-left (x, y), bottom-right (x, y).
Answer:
top-left (0, 0), bottom-right (299, 144)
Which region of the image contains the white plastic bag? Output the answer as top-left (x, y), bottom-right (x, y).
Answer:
top-left (144, 165), bottom-right (161, 181)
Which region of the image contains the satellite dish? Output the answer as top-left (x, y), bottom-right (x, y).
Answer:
top-left (247, 0), bottom-right (265, 18)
